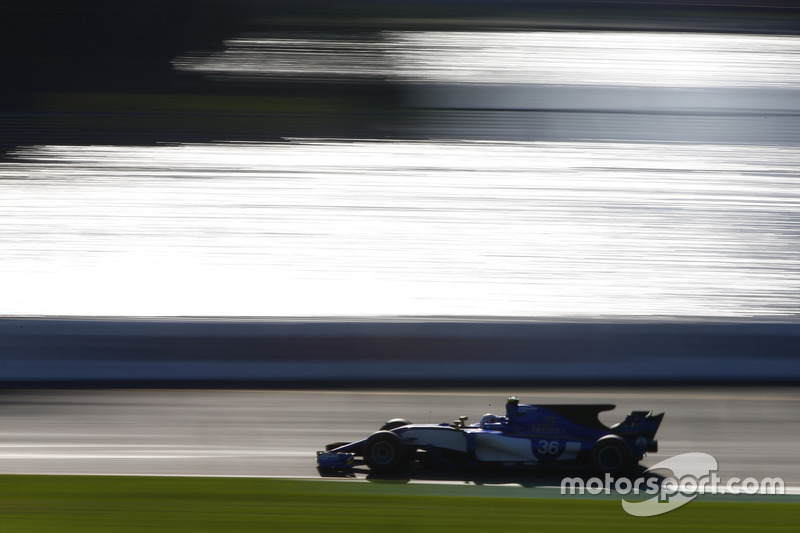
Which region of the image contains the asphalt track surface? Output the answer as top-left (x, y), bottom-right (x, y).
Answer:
top-left (1, 388), bottom-right (798, 488)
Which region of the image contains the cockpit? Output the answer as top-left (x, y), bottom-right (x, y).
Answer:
top-left (478, 413), bottom-right (508, 429)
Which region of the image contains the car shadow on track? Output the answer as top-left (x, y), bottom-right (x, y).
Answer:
top-left (318, 460), bottom-right (665, 488)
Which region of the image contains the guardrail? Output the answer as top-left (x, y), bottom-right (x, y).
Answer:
top-left (2, 318), bottom-right (799, 386)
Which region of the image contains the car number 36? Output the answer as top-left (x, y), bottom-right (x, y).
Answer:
top-left (536, 440), bottom-right (561, 455)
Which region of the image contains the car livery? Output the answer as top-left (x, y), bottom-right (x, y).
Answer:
top-left (317, 396), bottom-right (662, 475)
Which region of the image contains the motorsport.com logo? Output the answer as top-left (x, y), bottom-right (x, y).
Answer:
top-left (560, 453), bottom-right (785, 516)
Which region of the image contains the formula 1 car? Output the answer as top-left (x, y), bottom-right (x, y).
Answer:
top-left (317, 397), bottom-right (662, 475)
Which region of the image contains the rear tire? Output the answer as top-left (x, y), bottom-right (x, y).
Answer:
top-left (363, 431), bottom-right (405, 473)
top-left (591, 435), bottom-right (633, 476)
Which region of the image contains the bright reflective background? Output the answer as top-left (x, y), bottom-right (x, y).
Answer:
top-left (178, 31), bottom-right (800, 88)
top-left (3, 29), bottom-right (800, 319)
top-left (2, 138), bottom-right (798, 318)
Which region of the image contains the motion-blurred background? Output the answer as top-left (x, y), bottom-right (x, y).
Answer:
top-left (1, 0), bottom-right (800, 386)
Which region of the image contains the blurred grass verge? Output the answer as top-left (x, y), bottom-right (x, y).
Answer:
top-left (2, 475), bottom-right (798, 532)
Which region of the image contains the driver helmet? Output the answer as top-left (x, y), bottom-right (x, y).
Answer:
top-left (479, 413), bottom-right (502, 426)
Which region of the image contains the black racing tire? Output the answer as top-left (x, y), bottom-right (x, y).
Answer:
top-left (363, 431), bottom-right (405, 473)
top-left (591, 435), bottom-right (633, 476)
top-left (380, 418), bottom-right (411, 431)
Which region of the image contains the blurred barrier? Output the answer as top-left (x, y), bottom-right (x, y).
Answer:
top-left (1, 318), bottom-right (799, 386)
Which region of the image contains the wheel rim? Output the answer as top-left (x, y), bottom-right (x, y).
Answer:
top-left (598, 446), bottom-right (623, 471)
top-left (371, 441), bottom-right (396, 465)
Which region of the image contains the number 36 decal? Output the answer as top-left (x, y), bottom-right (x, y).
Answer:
top-left (536, 440), bottom-right (561, 455)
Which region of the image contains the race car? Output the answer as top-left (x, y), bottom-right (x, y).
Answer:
top-left (317, 396), bottom-right (662, 475)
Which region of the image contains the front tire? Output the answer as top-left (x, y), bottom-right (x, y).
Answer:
top-left (363, 431), bottom-right (405, 473)
top-left (591, 435), bottom-right (633, 476)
